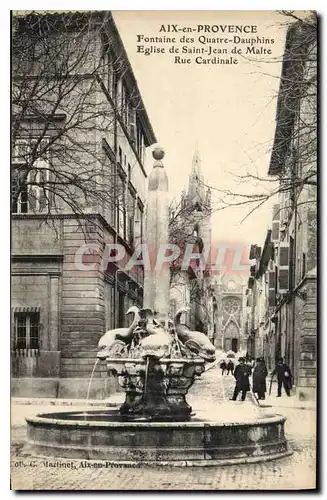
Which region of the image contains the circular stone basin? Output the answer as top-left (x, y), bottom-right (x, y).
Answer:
top-left (25, 403), bottom-right (293, 466)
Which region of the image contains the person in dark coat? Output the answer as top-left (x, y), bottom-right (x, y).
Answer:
top-left (271, 357), bottom-right (292, 397)
top-left (252, 358), bottom-right (268, 400)
top-left (220, 360), bottom-right (227, 375)
top-left (231, 357), bottom-right (252, 401)
top-left (226, 360), bottom-right (234, 375)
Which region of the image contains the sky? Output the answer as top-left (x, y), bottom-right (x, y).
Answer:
top-left (113, 10), bottom-right (294, 249)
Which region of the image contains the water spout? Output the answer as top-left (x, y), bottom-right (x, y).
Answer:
top-left (86, 359), bottom-right (99, 403)
top-left (143, 356), bottom-right (150, 401)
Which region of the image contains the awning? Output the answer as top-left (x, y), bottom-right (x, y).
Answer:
top-left (12, 306), bottom-right (40, 313)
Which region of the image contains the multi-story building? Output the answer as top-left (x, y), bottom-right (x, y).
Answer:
top-left (246, 234), bottom-right (275, 368)
top-left (11, 12), bottom-right (157, 398)
top-left (246, 17), bottom-right (317, 400)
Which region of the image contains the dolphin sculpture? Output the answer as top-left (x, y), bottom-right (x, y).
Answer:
top-left (174, 306), bottom-right (216, 362)
top-left (97, 306), bottom-right (140, 360)
top-left (138, 308), bottom-right (174, 359)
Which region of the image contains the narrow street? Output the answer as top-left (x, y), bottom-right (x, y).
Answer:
top-left (11, 365), bottom-right (316, 491)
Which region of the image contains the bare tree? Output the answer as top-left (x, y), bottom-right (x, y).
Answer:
top-left (168, 198), bottom-right (211, 285)
top-left (195, 12), bottom-right (317, 224)
top-left (12, 11), bottom-right (144, 233)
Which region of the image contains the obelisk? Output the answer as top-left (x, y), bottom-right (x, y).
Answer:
top-left (143, 147), bottom-right (170, 322)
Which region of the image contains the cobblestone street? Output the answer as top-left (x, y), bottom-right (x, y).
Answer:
top-left (11, 365), bottom-right (316, 491)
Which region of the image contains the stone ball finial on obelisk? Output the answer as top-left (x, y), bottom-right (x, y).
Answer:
top-left (143, 147), bottom-right (170, 323)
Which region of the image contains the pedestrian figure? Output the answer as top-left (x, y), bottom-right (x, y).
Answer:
top-left (245, 356), bottom-right (253, 368)
top-left (220, 360), bottom-right (227, 376)
top-left (253, 357), bottom-right (268, 400)
top-left (271, 357), bottom-right (292, 397)
top-left (226, 360), bottom-right (234, 375)
top-left (231, 357), bottom-right (252, 401)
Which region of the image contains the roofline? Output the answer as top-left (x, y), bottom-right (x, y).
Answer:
top-left (268, 19), bottom-right (316, 176)
top-left (107, 12), bottom-right (157, 146)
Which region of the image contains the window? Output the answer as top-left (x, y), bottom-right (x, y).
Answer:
top-left (105, 49), bottom-right (115, 97)
top-left (289, 236), bottom-right (294, 290)
top-left (101, 37), bottom-right (115, 97)
top-left (127, 188), bottom-right (136, 245)
top-left (135, 201), bottom-right (144, 242)
top-left (129, 108), bottom-right (137, 144)
top-left (13, 312), bottom-right (40, 353)
top-left (102, 142), bottom-right (116, 226)
top-left (116, 174), bottom-right (126, 239)
top-left (112, 68), bottom-right (118, 102)
top-left (12, 174), bottom-right (29, 214)
top-left (302, 253), bottom-right (306, 279)
top-left (136, 121), bottom-right (144, 162)
top-left (193, 223), bottom-right (199, 237)
top-left (120, 81), bottom-right (129, 126)
top-left (12, 138), bottom-right (49, 214)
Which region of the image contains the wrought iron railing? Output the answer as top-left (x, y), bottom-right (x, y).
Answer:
top-left (12, 346), bottom-right (40, 357)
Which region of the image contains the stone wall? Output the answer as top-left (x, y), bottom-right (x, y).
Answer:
top-left (12, 218), bottom-right (62, 256)
top-left (297, 275), bottom-right (317, 400)
top-left (11, 257), bottom-right (62, 378)
top-left (60, 219), bottom-right (106, 379)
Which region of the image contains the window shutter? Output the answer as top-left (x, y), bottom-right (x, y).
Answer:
top-left (249, 244), bottom-right (257, 260)
top-left (278, 243), bottom-right (289, 294)
top-left (28, 186), bottom-right (38, 211)
top-left (271, 204), bottom-right (280, 242)
top-left (268, 259), bottom-right (274, 272)
top-left (250, 265), bottom-right (256, 276)
top-left (129, 107), bottom-right (137, 143)
top-left (248, 277), bottom-right (254, 289)
top-left (272, 204), bottom-right (280, 221)
top-left (268, 270), bottom-right (276, 307)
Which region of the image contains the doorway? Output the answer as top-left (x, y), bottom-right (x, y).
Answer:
top-left (231, 338), bottom-right (238, 353)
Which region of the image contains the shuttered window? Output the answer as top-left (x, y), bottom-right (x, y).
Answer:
top-left (12, 138), bottom-right (50, 214)
top-left (278, 243), bottom-right (289, 294)
top-left (13, 312), bottom-right (40, 355)
top-left (271, 204), bottom-right (280, 242)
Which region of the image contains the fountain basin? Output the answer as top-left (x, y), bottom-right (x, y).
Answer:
top-left (25, 404), bottom-right (292, 466)
top-left (103, 357), bottom-right (206, 418)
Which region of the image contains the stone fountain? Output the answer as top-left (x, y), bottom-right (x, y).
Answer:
top-left (25, 148), bottom-right (292, 465)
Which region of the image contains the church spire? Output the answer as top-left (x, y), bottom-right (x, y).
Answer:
top-left (192, 148), bottom-right (202, 180)
top-left (188, 149), bottom-right (205, 202)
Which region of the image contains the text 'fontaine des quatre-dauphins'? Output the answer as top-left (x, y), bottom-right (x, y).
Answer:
top-left (136, 24), bottom-right (275, 65)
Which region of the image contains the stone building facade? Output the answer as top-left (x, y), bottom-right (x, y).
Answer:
top-left (214, 273), bottom-right (248, 354)
top-left (11, 12), bottom-right (157, 398)
top-left (246, 18), bottom-right (317, 400)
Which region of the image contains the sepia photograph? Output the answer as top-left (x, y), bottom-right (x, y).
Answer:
top-left (10, 8), bottom-right (317, 491)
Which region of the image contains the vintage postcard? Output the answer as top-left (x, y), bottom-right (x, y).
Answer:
top-left (11, 9), bottom-right (317, 491)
